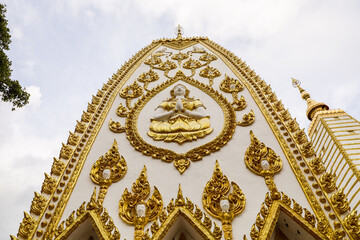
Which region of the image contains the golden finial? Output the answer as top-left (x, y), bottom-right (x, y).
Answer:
top-left (174, 24), bottom-right (184, 39)
top-left (292, 78), bottom-right (329, 121)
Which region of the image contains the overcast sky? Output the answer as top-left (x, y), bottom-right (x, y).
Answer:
top-left (1, 0), bottom-right (360, 237)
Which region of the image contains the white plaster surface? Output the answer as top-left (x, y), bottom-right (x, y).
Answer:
top-left (60, 43), bottom-right (315, 239)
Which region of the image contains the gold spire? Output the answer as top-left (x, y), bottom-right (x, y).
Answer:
top-left (292, 78), bottom-right (329, 121)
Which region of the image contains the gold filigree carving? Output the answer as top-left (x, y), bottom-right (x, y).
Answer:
top-left (320, 171), bottom-right (337, 193)
top-left (149, 185), bottom-right (222, 240)
top-left (81, 111), bottom-right (92, 123)
top-left (67, 131), bottom-right (79, 146)
top-left (145, 56), bottom-right (162, 66)
top-left (237, 110), bottom-right (255, 126)
top-left (17, 212), bottom-right (36, 239)
top-left (199, 53), bottom-right (218, 62)
top-left (126, 70), bottom-right (236, 174)
top-left (273, 100), bottom-right (284, 112)
top-left (116, 103), bottom-right (128, 117)
top-left (294, 129), bottom-right (308, 145)
top-left (119, 81), bottom-right (144, 109)
top-left (147, 84), bottom-right (213, 144)
top-left (60, 143), bottom-right (73, 160)
top-left (219, 75), bottom-right (246, 110)
top-left (203, 161), bottom-right (246, 240)
top-left (286, 118), bottom-right (300, 133)
top-left (87, 102), bottom-right (97, 114)
top-left (330, 188), bottom-right (350, 214)
top-left (344, 210), bottom-right (360, 239)
top-left (90, 139), bottom-right (127, 205)
top-left (199, 65), bottom-right (221, 86)
top-left (244, 131), bottom-right (282, 176)
top-left (118, 166), bottom-right (162, 240)
top-left (75, 120), bottom-right (87, 134)
top-left (309, 156), bottom-right (325, 175)
top-left (108, 119), bottom-right (126, 133)
top-left (137, 69), bottom-right (159, 91)
top-left (30, 192), bottom-right (47, 215)
top-left (279, 109), bottom-right (291, 122)
top-left (300, 141), bottom-right (315, 158)
top-left (245, 131), bottom-right (282, 199)
top-left (41, 173), bottom-right (57, 195)
top-left (156, 59), bottom-right (177, 72)
top-left (54, 189), bottom-right (121, 240)
top-left (171, 52), bottom-right (189, 66)
top-left (182, 58), bottom-right (203, 76)
top-left (51, 158), bottom-right (65, 176)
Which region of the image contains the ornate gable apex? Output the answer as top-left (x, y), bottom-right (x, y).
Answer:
top-left (13, 31), bottom-right (353, 239)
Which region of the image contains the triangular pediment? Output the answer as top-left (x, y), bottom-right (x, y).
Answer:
top-left (146, 188), bottom-right (221, 240)
top-left (248, 192), bottom-right (328, 240)
top-left (54, 190), bottom-right (121, 240)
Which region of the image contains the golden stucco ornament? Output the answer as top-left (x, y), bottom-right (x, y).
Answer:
top-left (119, 81), bottom-right (144, 109)
top-left (344, 210), bottom-right (360, 239)
top-left (244, 131), bottom-right (282, 199)
top-left (320, 171), bottom-right (337, 193)
top-left (90, 139), bottom-right (127, 205)
top-left (199, 65), bottom-right (221, 86)
top-left (330, 188), bottom-right (350, 214)
top-left (203, 160), bottom-right (246, 240)
top-left (137, 69), bottom-right (159, 91)
top-left (237, 110), bottom-right (255, 126)
top-left (119, 166), bottom-right (163, 240)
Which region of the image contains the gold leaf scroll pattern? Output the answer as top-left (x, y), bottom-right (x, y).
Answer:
top-left (111, 81), bottom-right (144, 133)
top-left (124, 70), bottom-right (237, 174)
top-left (203, 160), bottom-right (246, 240)
top-left (219, 75), bottom-right (255, 126)
top-left (90, 139), bottom-right (127, 205)
top-left (244, 131), bottom-right (282, 199)
top-left (137, 69), bottom-right (160, 91)
top-left (199, 65), bottom-right (221, 86)
top-left (118, 166), bottom-right (163, 240)
top-left (219, 74), bottom-right (246, 111)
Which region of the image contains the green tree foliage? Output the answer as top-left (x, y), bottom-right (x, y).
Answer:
top-left (0, 4), bottom-right (29, 110)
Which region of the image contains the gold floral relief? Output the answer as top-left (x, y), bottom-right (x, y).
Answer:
top-left (119, 81), bottom-right (144, 109)
top-left (90, 139), bottom-right (127, 204)
top-left (199, 52), bottom-right (218, 62)
top-left (125, 70), bottom-right (236, 174)
top-left (199, 65), bottom-right (221, 86)
top-left (137, 69), bottom-right (160, 91)
top-left (237, 110), bottom-right (255, 126)
top-left (330, 188), bottom-right (350, 214)
top-left (219, 75), bottom-right (247, 111)
top-left (244, 130), bottom-right (282, 176)
top-left (203, 160), bottom-right (246, 240)
top-left (118, 166), bottom-right (162, 240)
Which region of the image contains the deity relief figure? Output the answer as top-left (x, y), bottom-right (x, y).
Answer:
top-left (148, 84), bottom-right (213, 144)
